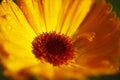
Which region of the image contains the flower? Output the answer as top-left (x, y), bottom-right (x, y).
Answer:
top-left (0, 0), bottom-right (120, 79)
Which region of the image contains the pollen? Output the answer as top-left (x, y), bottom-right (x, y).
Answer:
top-left (32, 32), bottom-right (74, 66)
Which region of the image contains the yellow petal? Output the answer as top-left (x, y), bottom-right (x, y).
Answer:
top-left (0, 41), bottom-right (38, 74)
top-left (17, 0), bottom-right (62, 33)
top-left (56, 0), bottom-right (95, 36)
top-left (40, 0), bottom-right (62, 32)
top-left (17, 0), bottom-right (47, 34)
top-left (20, 63), bottom-right (54, 79)
top-left (0, 0), bottom-right (38, 74)
top-left (0, 0), bottom-right (36, 50)
top-left (3, 57), bottom-right (38, 74)
top-left (17, 0), bottom-right (95, 36)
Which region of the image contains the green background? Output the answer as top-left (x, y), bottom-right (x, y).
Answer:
top-left (0, 0), bottom-right (120, 80)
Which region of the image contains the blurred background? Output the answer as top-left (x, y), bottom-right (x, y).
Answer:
top-left (0, 0), bottom-right (120, 80)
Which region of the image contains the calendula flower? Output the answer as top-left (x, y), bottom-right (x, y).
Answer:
top-left (0, 0), bottom-right (120, 79)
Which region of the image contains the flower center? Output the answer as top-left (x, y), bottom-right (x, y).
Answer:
top-left (32, 32), bottom-right (74, 66)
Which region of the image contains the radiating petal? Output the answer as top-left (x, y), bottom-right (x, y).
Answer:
top-left (73, 0), bottom-right (119, 35)
top-left (56, 0), bottom-right (95, 36)
top-left (0, 0), bottom-right (36, 49)
top-left (40, 0), bottom-right (62, 32)
top-left (17, 0), bottom-right (95, 36)
top-left (17, 0), bottom-right (62, 33)
top-left (17, 0), bottom-right (47, 34)
top-left (72, 0), bottom-right (120, 74)
top-left (0, 0), bottom-right (39, 76)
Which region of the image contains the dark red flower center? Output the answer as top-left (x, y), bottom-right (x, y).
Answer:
top-left (32, 32), bottom-right (74, 66)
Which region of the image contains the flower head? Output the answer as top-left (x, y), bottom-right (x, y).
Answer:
top-left (0, 0), bottom-right (120, 79)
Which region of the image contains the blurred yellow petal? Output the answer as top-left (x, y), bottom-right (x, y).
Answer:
top-left (19, 63), bottom-right (54, 79)
top-left (0, 0), bottom-right (38, 77)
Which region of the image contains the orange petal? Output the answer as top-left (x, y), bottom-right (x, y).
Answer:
top-left (72, 0), bottom-right (120, 75)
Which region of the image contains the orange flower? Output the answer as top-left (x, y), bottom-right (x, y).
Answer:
top-left (0, 0), bottom-right (120, 79)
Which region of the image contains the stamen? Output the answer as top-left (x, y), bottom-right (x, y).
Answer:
top-left (32, 31), bottom-right (74, 66)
